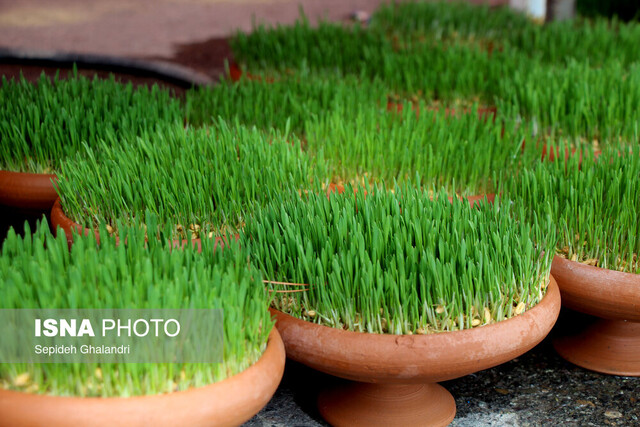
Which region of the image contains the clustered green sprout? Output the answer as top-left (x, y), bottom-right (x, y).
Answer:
top-left (228, 1), bottom-right (640, 145)
top-left (185, 71), bottom-right (388, 135)
top-left (231, 16), bottom-right (390, 75)
top-left (371, 1), bottom-right (640, 66)
top-left (305, 100), bottom-right (533, 195)
top-left (0, 220), bottom-right (272, 396)
top-left (245, 183), bottom-right (555, 334)
top-left (504, 147), bottom-right (640, 274)
top-left (0, 72), bottom-right (183, 173)
top-left (55, 120), bottom-right (317, 236)
top-left (498, 59), bottom-right (640, 142)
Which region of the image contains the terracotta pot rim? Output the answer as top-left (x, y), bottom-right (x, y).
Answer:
top-left (551, 255), bottom-right (640, 321)
top-left (553, 254), bottom-right (640, 282)
top-left (51, 197), bottom-right (85, 233)
top-left (274, 276), bottom-right (556, 340)
top-left (0, 169), bottom-right (56, 177)
top-left (272, 276), bottom-right (560, 383)
top-left (0, 328), bottom-right (285, 426)
top-left (0, 170), bottom-right (58, 210)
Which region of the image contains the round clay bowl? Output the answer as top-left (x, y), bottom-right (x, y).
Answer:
top-left (50, 198), bottom-right (235, 251)
top-left (0, 328), bottom-right (285, 426)
top-left (273, 277), bottom-right (560, 426)
top-left (0, 170), bottom-right (58, 210)
top-left (551, 255), bottom-right (640, 376)
top-left (550, 255), bottom-right (639, 321)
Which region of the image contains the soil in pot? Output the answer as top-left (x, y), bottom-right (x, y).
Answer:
top-left (324, 181), bottom-right (494, 208)
top-left (50, 198), bottom-right (237, 251)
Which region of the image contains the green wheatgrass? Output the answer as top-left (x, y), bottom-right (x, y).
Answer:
top-left (370, 1), bottom-right (530, 50)
top-left (305, 98), bottom-right (535, 196)
top-left (245, 181), bottom-right (555, 334)
top-left (504, 14), bottom-right (640, 66)
top-left (185, 59), bottom-right (544, 197)
top-left (55, 120), bottom-right (319, 237)
top-left (0, 220), bottom-right (272, 397)
top-left (503, 145), bottom-right (640, 273)
top-left (233, 20), bottom-right (511, 103)
top-left (185, 70), bottom-right (388, 135)
top-left (228, 2), bottom-right (640, 144)
top-left (371, 1), bottom-right (640, 67)
top-left (231, 15), bottom-right (390, 74)
top-left (496, 59), bottom-right (640, 143)
top-left (0, 72), bottom-right (183, 173)
top-left (161, 49), bottom-right (640, 153)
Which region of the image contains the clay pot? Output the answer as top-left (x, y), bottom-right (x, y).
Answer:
top-left (50, 198), bottom-right (237, 251)
top-left (551, 255), bottom-right (640, 376)
top-left (272, 277), bottom-right (561, 426)
top-left (50, 199), bottom-right (84, 242)
top-left (0, 170), bottom-right (58, 211)
top-left (0, 328), bottom-right (285, 426)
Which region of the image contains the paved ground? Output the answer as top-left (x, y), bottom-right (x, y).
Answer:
top-left (0, 0), bottom-right (387, 57)
top-left (0, 0), bottom-right (505, 58)
top-left (1, 1), bottom-right (639, 425)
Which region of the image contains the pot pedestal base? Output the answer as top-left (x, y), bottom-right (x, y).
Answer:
top-left (317, 382), bottom-right (455, 427)
top-left (554, 318), bottom-right (640, 376)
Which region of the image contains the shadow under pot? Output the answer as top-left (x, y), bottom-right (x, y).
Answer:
top-left (271, 277), bottom-right (561, 427)
top-left (551, 255), bottom-right (640, 376)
